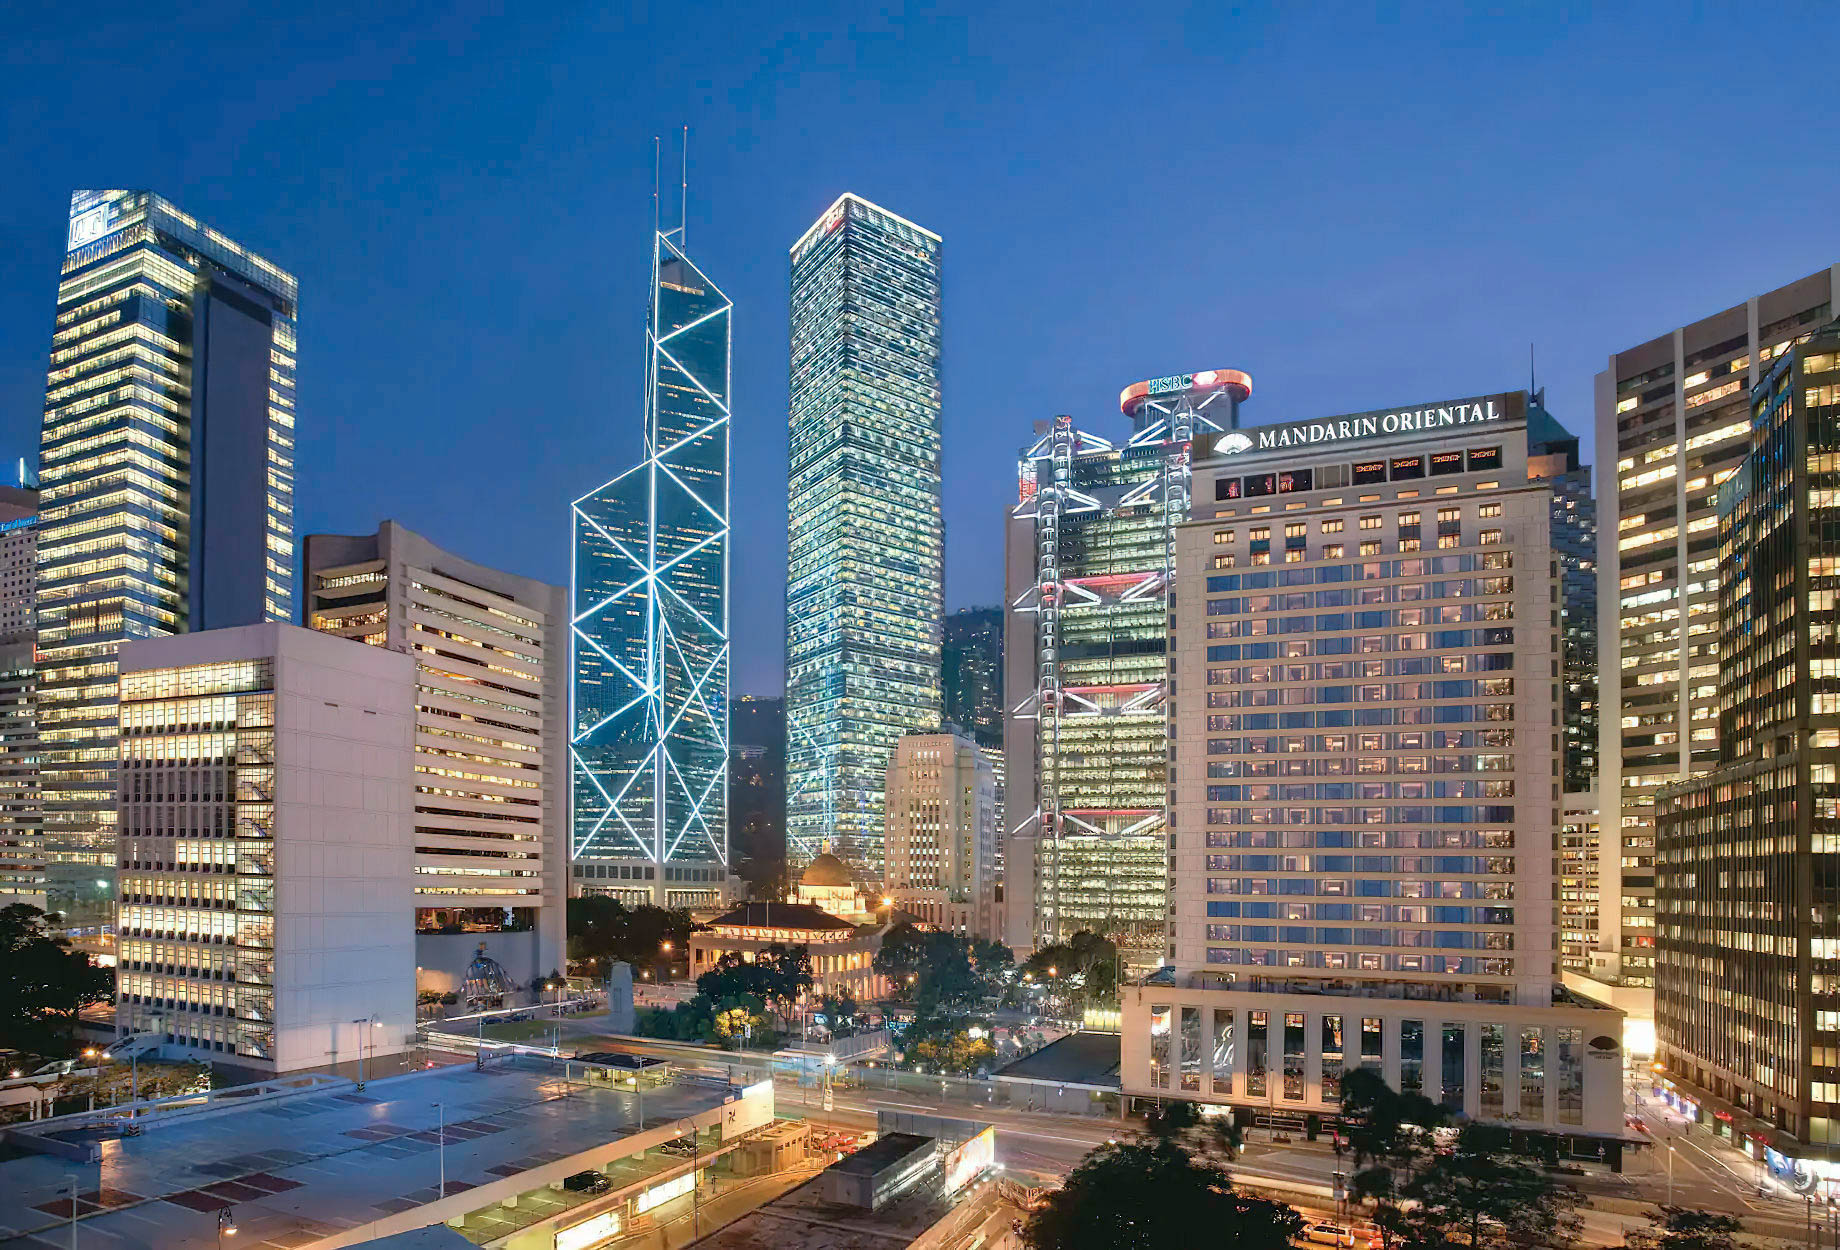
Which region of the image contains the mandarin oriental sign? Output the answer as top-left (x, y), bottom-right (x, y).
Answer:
top-left (1225, 394), bottom-right (1514, 455)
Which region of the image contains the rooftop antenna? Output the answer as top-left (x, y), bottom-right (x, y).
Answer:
top-left (652, 136), bottom-right (661, 238)
top-left (680, 124), bottom-right (689, 247)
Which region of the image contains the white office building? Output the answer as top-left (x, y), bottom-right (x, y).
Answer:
top-left (883, 729), bottom-right (998, 940)
top-left (1121, 391), bottom-right (1626, 1153)
top-left (303, 521), bottom-right (568, 999)
top-left (114, 623), bottom-right (416, 1073)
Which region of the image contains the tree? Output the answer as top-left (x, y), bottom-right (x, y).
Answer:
top-left (1143, 1099), bottom-right (1202, 1139)
top-left (1644, 1207), bottom-right (1742, 1250)
top-left (909, 1030), bottom-right (995, 1075)
top-left (1024, 1138), bottom-right (1301, 1250)
top-left (1343, 1068), bottom-right (1449, 1250)
top-left (566, 898), bottom-right (695, 974)
top-left (694, 944), bottom-right (811, 1020)
top-left (1022, 930), bottom-right (1119, 1007)
top-left (873, 923), bottom-right (1001, 1009)
top-left (0, 905), bottom-right (113, 1056)
top-left (1404, 1123), bottom-right (1581, 1250)
top-left (818, 991), bottom-right (860, 1037)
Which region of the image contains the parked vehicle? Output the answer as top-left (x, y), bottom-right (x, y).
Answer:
top-left (561, 1170), bottom-right (611, 1194)
top-left (1303, 1222), bottom-right (1356, 1248)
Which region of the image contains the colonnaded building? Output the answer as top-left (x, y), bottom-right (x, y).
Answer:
top-left (1119, 388), bottom-right (1626, 1156)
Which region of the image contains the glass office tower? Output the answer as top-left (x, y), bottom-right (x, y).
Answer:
top-left (785, 194), bottom-right (943, 881)
top-left (37, 190), bottom-right (297, 917)
top-left (1003, 372), bottom-right (1250, 969)
top-left (1595, 265), bottom-right (1839, 993)
top-left (571, 229), bottom-right (731, 907)
top-left (1656, 322), bottom-right (1840, 1174)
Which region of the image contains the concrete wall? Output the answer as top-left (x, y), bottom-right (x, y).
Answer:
top-left (271, 627), bottom-right (418, 1072)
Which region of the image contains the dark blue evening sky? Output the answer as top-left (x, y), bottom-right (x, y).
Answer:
top-left (2, 4), bottom-right (1836, 693)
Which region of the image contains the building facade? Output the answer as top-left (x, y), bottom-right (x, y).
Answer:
top-left (571, 229), bottom-right (733, 911)
top-left (1596, 264), bottom-right (1840, 998)
top-left (303, 521), bottom-right (567, 993)
top-left (785, 194), bottom-right (943, 881)
top-left (114, 624), bottom-right (416, 1072)
top-left (730, 695), bottom-right (787, 897)
top-left (942, 607), bottom-right (1003, 752)
top-left (1558, 790), bottom-right (1601, 979)
top-left (689, 901), bottom-right (890, 1005)
top-left (38, 190), bottom-right (297, 918)
top-left (882, 730), bottom-right (997, 940)
top-left (1119, 392), bottom-right (1624, 1150)
top-left (0, 482), bottom-right (40, 904)
top-left (1655, 323), bottom-right (1840, 1177)
top-left (1003, 371), bottom-right (1251, 967)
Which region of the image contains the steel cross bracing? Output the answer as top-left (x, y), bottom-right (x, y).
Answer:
top-left (570, 229), bottom-right (731, 870)
top-left (1008, 395), bottom-right (1219, 946)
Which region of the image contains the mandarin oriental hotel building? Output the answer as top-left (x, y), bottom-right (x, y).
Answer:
top-left (1119, 391), bottom-right (1626, 1155)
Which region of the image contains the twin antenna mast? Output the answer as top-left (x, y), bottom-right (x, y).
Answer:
top-left (654, 126), bottom-right (690, 243)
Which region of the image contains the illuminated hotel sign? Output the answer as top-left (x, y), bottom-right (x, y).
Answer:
top-left (1221, 395), bottom-right (1512, 455)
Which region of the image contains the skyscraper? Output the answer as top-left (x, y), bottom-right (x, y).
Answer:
top-left (942, 607), bottom-right (1003, 751)
top-left (0, 478), bottom-right (41, 904)
top-left (571, 228), bottom-right (733, 910)
top-left (883, 729), bottom-right (997, 940)
top-left (38, 190), bottom-right (297, 917)
top-left (1595, 264), bottom-right (1839, 998)
top-left (1655, 321), bottom-right (1840, 1177)
top-left (304, 521), bottom-right (568, 986)
top-left (115, 623), bottom-right (417, 1070)
top-left (785, 194), bottom-right (943, 881)
top-left (1004, 371), bottom-right (1250, 967)
top-left (1120, 390), bottom-right (1625, 1154)
top-left (729, 695), bottom-right (787, 897)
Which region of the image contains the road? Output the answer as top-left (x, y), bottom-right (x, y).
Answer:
top-left (450, 1024), bottom-right (1840, 1247)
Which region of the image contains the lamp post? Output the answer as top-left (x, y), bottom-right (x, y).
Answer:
top-left (1666, 1141), bottom-right (1676, 1208)
top-left (215, 1207), bottom-right (237, 1250)
top-left (64, 1174), bottom-right (78, 1250)
top-left (351, 1015), bottom-right (381, 1089)
top-left (434, 1102), bottom-right (445, 1199)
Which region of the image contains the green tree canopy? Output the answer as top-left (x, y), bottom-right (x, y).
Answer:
top-left (1643, 1206), bottom-right (1743, 1250)
top-left (873, 923), bottom-right (1007, 1009)
top-left (694, 943), bottom-right (812, 1017)
top-left (566, 898), bottom-right (694, 969)
top-left (1021, 930), bottom-right (1119, 1005)
top-left (0, 905), bottom-right (114, 1056)
top-left (1404, 1123), bottom-right (1582, 1250)
top-left (1342, 1070), bottom-right (1580, 1250)
top-left (1024, 1138), bottom-right (1301, 1250)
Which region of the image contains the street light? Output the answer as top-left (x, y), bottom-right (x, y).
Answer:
top-left (1666, 1141), bottom-right (1676, 1207)
top-left (434, 1102), bottom-right (446, 1199)
top-left (352, 1015), bottom-right (381, 1089)
top-left (216, 1208), bottom-right (237, 1250)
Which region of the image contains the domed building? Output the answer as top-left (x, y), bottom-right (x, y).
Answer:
top-left (794, 852), bottom-right (874, 922)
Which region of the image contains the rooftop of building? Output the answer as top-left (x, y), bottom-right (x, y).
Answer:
top-left (826, 1131), bottom-right (934, 1176)
top-left (994, 1031), bottom-right (1122, 1089)
top-left (0, 1056), bottom-right (735, 1250)
top-left (706, 901), bottom-right (858, 932)
top-left (685, 1169), bottom-right (964, 1250)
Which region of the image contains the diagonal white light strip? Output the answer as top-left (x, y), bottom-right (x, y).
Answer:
top-left (653, 340), bottom-right (729, 415)
top-left (657, 301), bottom-right (731, 344)
top-left (653, 412), bottom-right (730, 462)
top-left (657, 460), bottom-right (728, 526)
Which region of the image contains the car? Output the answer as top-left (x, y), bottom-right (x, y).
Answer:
top-left (1303, 1222), bottom-right (1356, 1248)
top-left (659, 1137), bottom-right (698, 1157)
top-left (561, 1170), bottom-right (611, 1194)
